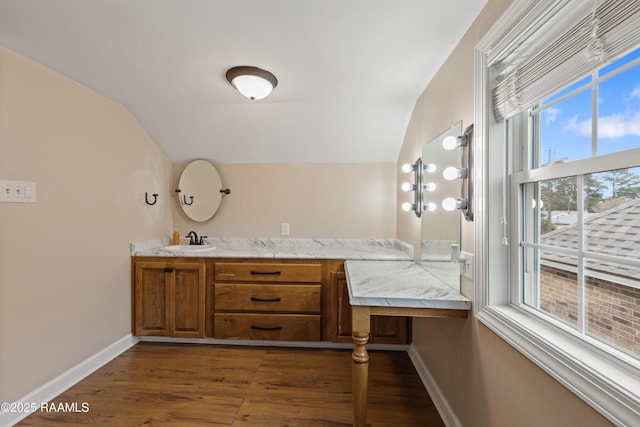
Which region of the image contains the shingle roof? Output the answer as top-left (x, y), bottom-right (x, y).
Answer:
top-left (540, 198), bottom-right (640, 280)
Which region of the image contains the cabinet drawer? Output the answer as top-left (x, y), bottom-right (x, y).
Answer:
top-left (215, 284), bottom-right (321, 313)
top-left (215, 262), bottom-right (322, 283)
top-left (214, 313), bottom-right (321, 341)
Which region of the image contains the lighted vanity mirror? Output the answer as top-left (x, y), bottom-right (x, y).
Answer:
top-left (420, 121), bottom-right (462, 291)
top-left (177, 159), bottom-right (223, 222)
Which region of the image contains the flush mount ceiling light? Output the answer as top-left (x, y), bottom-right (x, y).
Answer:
top-left (226, 66), bottom-right (278, 100)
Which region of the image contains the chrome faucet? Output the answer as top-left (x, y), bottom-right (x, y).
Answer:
top-left (186, 231), bottom-right (208, 245)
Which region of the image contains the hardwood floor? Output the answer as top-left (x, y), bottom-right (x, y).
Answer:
top-left (17, 342), bottom-right (444, 426)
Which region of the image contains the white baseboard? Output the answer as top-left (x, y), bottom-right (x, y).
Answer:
top-left (0, 334), bottom-right (139, 427)
top-left (407, 344), bottom-right (463, 427)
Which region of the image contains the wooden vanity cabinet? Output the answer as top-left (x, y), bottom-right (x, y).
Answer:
top-left (133, 257), bottom-right (409, 344)
top-left (133, 258), bottom-right (206, 338)
top-left (325, 261), bottom-right (411, 344)
top-left (213, 260), bottom-right (322, 341)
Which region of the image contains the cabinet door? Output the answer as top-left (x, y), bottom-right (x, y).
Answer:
top-left (371, 315), bottom-right (410, 345)
top-left (134, 261), bottom-right (170, 336)
top-left (169, 262), bottom-right (206, 338)
top-left (134, 260), bottom-right (205, 338)
top-left (328, 270), bottom-right (411, 344)
top-left (327, 271), bottom-right (354, 342)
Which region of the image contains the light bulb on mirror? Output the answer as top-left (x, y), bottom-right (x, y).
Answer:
top-left (401, 202), bottom-right (415, 212)
top-left (443, 167), bottom-right (467, 181)
top-left (442, 135), bottom-right (458, 150)
top-left (442, 197), bottom-right (468, 212)
top-left (442, 197), bottom-right (458, 211)
top-left (401, 182), bottom-right (415, 192)
top-left (443, 167), bottom-right (458, 181)
top-left (423, 202), bottom-right (437, 212)
top-left (442, 134), bottom-right (468, 150)
top-left (423, 163), bottom-right (436, 173)
top-left (401, 163), bottom-right (414, 173)
top-left (423, 182), bottom-right (437, 192)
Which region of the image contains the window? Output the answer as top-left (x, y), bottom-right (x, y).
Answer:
top-left (475, 1), bottom-right (640, 425)
top-left (514, 48), bottom-right (640, 361)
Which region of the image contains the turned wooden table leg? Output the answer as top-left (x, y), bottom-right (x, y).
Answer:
top-left (351, 306), bottom-right (371, 427)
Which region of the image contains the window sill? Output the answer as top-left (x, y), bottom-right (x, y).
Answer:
top-left (476, 304), bottom-right (640, 426)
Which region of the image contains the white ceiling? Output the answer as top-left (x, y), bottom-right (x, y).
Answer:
top-left (0, 0), bottom-right (487, 164)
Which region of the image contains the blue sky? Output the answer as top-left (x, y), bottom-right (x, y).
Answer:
top-left (538, 47), bottom-right (640, 164)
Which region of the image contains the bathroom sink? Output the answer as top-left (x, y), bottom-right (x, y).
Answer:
top-left (159, 244), bottom-right (216, 253)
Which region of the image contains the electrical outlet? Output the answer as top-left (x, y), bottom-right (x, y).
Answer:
top-left (281, 222), bottom-right (290, 236)
top-left (460, 251), bottom-right (474, 280)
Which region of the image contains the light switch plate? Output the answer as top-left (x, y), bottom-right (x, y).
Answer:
top-left (0, 179), bottom-right (36, 203)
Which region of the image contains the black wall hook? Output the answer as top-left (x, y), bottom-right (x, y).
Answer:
top-left (183, 195), bottom-right (194, 205)
top-left (145, 192), bottom-right (158, 205)
top-left (220, 188), bottom-right (231, 195)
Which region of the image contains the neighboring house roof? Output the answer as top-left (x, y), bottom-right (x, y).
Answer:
top-left (546, 211), bottom-right (579, 225)
top-left (540, 198), bottom-right (640, 281)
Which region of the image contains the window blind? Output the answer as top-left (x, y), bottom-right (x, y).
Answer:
top-left (492, 0), bottom-right (640, 121)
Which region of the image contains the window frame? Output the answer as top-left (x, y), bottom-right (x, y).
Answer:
top-left (510, 140), bottom-right (640, 334)
top-left (474, 2), bottom-right (640, 425)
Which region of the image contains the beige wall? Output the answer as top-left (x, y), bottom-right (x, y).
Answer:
top-left (172, 162), bottom-right (397, 239)
top-left (0, 47), bottom-right (173, 403)
top-left (397, 1), bottom-right (614, 426)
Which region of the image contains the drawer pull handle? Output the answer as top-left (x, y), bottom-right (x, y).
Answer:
top-left (250, 296), bottom-right (282, 303)
top-left (164, 267), bottom-right (174, 273)
top-left (251, 325), bottom-right (283, 331)
top-left (250, 270), bottom-right (281, 276)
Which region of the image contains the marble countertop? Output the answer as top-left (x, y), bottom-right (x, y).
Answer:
top-left (131, 237), bottom-right (412, 261)
top-left (345, 260), bottom-right (471, 310)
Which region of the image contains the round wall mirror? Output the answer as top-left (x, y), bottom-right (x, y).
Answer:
top-left (178, 159), bottom-right (223, 222)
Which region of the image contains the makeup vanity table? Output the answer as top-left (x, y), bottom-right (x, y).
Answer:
top-left (344, 260), bottom-right (471, 427)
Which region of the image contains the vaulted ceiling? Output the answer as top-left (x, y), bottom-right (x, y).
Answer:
top-left (0, 0), bottom-right (487, 163)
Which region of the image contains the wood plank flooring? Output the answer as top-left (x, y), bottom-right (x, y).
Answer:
top-left (17, 342), bottom-right (444, 426)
